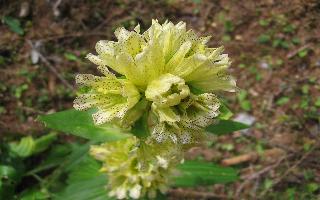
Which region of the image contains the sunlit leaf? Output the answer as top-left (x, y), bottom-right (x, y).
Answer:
top-left (219, 103), bottom-right (233, 120)
top-left (3, 16), bottom-right (24, 35)
top-left (9, 133), bottom-right (57, 158)
top-left (38, 109), bottom-right (129, 142)
top-left (206, 120), bottom-right (250, 135)
top-left (173, 160), bottom-right (238, 187)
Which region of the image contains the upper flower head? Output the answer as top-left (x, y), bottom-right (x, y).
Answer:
top-left (86, 20), bottom-right (236, 92)
top-left (75, 19), bottom-right (236, 143)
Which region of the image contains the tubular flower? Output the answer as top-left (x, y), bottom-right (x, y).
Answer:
top-left (86, 20), bottom-right (236, 92)
top-left (79, 20), bottom-right (238, 199)
top-left (73, 73), bottom-right (140, 125)
top-left (90, 137), bottom-right (182, 199)
top-left (149, 93), bottom-right (220, 144)
top-left (76, 19), bottom-right (236, 141)
top-left (145, 73), bottom-right (190, 123)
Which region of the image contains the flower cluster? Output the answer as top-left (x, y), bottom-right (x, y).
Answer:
top-left (74, 20), bottom-right (236, 199)
top-left (90, 137), bottom-right (182, 199)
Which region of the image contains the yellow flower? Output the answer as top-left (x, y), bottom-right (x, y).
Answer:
top-left (145, 73), bottom-right (190, 123)
top-left (73, 73), bottom-right (140, 125)
top-left (149, 93), bottom-right (220, 144)
top-left (76, 19), bottom-right (236, 142)
top-left (86, 20), bottom-right (236, 92)
top-left (90, 137), bottom-right (182, 199)
top-left (80, 20), bottom-right (238, 199)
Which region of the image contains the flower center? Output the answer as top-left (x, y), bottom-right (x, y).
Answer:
top-left (145, 73), bottom-right (190, 107)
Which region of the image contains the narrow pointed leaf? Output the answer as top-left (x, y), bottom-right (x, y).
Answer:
top-left (174, 160), bottom-right (238, 187)
top-left (206, 120), bottom-right (250, 135)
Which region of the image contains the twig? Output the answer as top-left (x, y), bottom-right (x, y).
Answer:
top-left (29, 32), bottom-right (109, 42)
top-left (235, 155), bottom-right (288, 197)
top-left (169, 188), bottom-right (228, 199)
top-left (27, 40), bottom-right (73, 90)
top-left (21, 106), bottom-right (46, 114)
top-left (221, 148), bottom-right (285, 166)
top-left (27, 39), bottom-right (73, 90)
top-left (286, 43), bottom-right (311, 59)
top-left (258, 142), bottom-right (319, 198)
top-left (53, 0), bottom-right (62, 17)
top-left (38, 53), bottom-right (74, 91)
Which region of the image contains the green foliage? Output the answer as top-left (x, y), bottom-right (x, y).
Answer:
top-left (0, 134), bottom-right (57, 200)
top-left (292, 37), bottom-right (300, 45)
top-left (272, 38), bottom-right (290, 49)
top-left (11, 84), bottom-right (28, 99)
top-left (55, 155), bottom-right (238, 199)
top-left (64, 52), bottom-right (79, 62)
top-left (2, 16), bottom-right (24, 35)
top-left (54, 156), bottom-right (111, 200)
top-left (224, 20), bottom-right (234, 33)
top-left (298, 49), bottom-right (308, 58)
top-left (283, 24), bottom-right (296, 33)
top-left (259, 19), bottom-right (270, 27)
top-left (219, 103), bottom-right (233, 120)
top-left (131, 111), bottom-right (150, 139)
top-left (258, 34), bottom-right (271, 44)
top-left (276, 96), bottom-right (290, 106)
top-left (19, 189), bottom-right (50, 200)
top-left (9, 133), bottom-right (57, 158)
top-left (38, 109), bottom-right (130, 142)
top-left (315, 97), bottom-right (320, 107)
top-left (0, 165), bottom-right (19, 199)
top-left (174, 160), bottom-right (238, 187)
top-left (237, 90), bottom-right (252, 111)
top-left (206, 120), bottom-right (250, 135)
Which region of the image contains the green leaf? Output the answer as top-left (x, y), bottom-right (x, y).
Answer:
top-left (240, 100), bottom-right (252, 111)
top-left (54, 155), bottom-right (112, 200)
top-left (38, 109), bottom-right (129, 142)
top-left (0, 165), bottom-right (20, 200)
top-left (3, 16), bottom-right (24, 35)
top-left (276, 96), bottom-right (290, 106)
top-left (259, 19), bottom-right (270, 27)
top-left (174, 160), bottom-right (238, 187)
top-left (25, 144), bottom-right (72, 175)
top-left (224, 20), bottom-right (234, 33)
top-left (258, 34), bottom-right (271, 44)
top-left (33, 132), bottom-right (57, 154)
top-left (206, 120), bottom-right (250, 135)
top-left (219, 103), bottom-right (233, 120)
top-left (315, 97), bottom-right (320, 107)
top-left (64, 52), bottom-right (78, 61)
top-left (19, 188), bottom-right (50, 200)
top-left (189, 85), bottom-right (205, 95)
top-left (9, 137), bottom-right (34, 157)
top-left (237, 90), bottom-right (247, 101)
top-left (298, 49), bottom-right (308, 58)
top-left (237, 91), bottom-right (251, 111)
top-left (9, 133), bottom-right (57, 158)
top-left (131, 111), bottom-right (150, 139)
top-left (63, 143), bottom-right (93, 172)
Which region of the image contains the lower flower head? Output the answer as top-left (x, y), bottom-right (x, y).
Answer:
top-left (150, 93), bottom-right (220, 145)
top-left (90, 136), bottom-right (182, 199)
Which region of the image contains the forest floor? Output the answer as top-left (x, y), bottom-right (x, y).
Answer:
top-left (1, 0), bottom-right (320, 199)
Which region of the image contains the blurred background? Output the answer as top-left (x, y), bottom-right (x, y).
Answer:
top-left (0, 0), bottom-right (319, 199)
